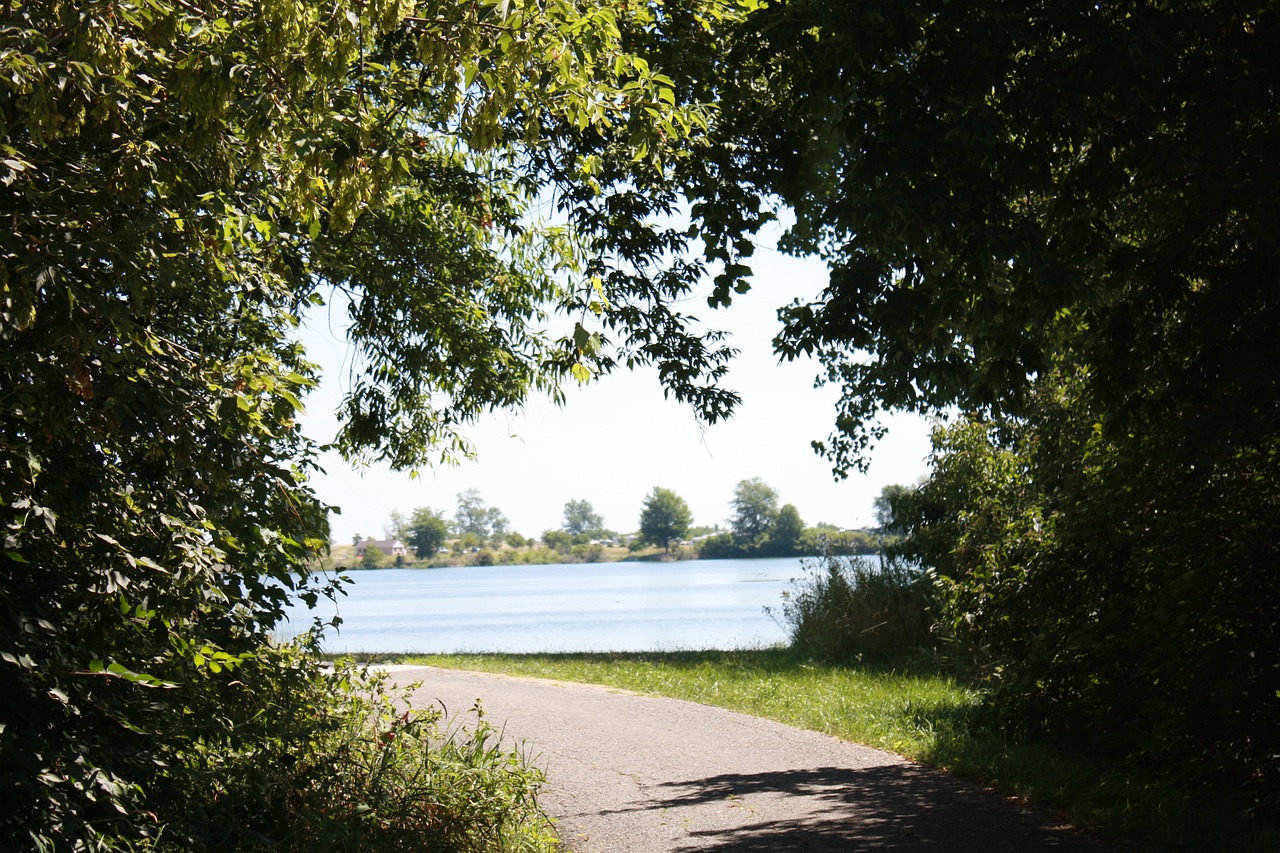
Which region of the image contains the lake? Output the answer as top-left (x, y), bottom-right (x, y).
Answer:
top-left (281, 557), bottom-right (826, 654)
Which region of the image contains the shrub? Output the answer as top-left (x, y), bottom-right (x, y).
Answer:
top-left (897, 391), bottom-right (1280, 804)
top-left (157, 645), bottom-right (557, 852)
top-left (775, 555), bottom-right (937, 664)
top-left (570, 542), bottom-right (605, 563)
top-left (698, 533), bottom-right (744, 559)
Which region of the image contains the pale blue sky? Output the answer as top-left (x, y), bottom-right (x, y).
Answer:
top-left (298, 235), bottom-right (934, 544)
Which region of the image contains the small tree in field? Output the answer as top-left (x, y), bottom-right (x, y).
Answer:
top-left (361, 543), bottom-right (389, 569)
top-left (638, 487), bottom-right (693, 555)
top-left (408, 507), bottom-right (449, 559)
top-left (562, 498), bottom-right (607, 539)
top-left (730, 477), bottom-right (780, 546)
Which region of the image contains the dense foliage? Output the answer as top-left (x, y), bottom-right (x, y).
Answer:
top-left (891, 386), bottom-right (1280, 801)
top-left (687, 0), bottom-right (1280, 813)
top-left (0, 0), bottom-right (747, 847)
top-left (7, 0), bottom-right (1276, 843)
top-left (154, 651), bottom-right (556, 852)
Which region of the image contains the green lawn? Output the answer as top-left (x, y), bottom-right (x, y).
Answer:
top-left (337, 648), bottom-right (1280, 853)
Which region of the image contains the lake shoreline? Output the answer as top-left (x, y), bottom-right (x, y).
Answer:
top-left (324, 543), bottom-right (882, 572)
top-left (284, 557), bottom-right (842, 655)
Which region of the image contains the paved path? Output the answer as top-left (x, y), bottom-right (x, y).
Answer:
top-left (391, 667), bottom-right (1107, 852)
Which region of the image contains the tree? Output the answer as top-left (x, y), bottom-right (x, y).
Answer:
top-left (770, 504), bottom-right (805, 555)
top-left (0, 0), bottom-right (744, 846)
top-left (729, 477), bottom-right (779, 544)
top-left (872, 485), bottom-right (914, 537)
top-left (361, 543), bottom-right (389, 569)
top-left (384, 508), bottom-right (409, 542)
top-left (541, 529), bottom-right (574, 554)
top-left (671, 0), bottom-right (1280, 799)
top-left (453, 490), bottom-right (490, 539)
top-left (408, 507), bottom-right (449, 559)
top-left (485, 507), bottom-right (510, 545)
top-left (563, 499), bottom-right (606, 538)
top-left (688, 1), bottom-right (1280, 474)
top-left (638, 487), bottom-right (693, 554)
top-left (452, 490), bottom-right (509, 546)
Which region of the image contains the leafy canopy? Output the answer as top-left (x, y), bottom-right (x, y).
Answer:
top-left (688, 0), bottom-right (1280, 475)
top-left (0, 0), bottom-right (753, 846)
top-left (686, 0), bottom-right (1280, 802)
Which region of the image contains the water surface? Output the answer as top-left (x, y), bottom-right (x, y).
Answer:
top-left (282, 557), bottom-right (818, 653)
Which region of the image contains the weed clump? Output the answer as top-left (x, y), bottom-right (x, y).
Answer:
top-left (774, 555), bottom-right (936, 665)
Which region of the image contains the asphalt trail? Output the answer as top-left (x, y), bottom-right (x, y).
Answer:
top-left (391, 666), bottom-right (1108, 852)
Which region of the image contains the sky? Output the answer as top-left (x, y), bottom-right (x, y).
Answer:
top-left (297, 233), bottom-right (935, 545)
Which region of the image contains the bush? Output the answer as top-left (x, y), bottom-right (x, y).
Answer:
top-left (697, 533), bottom-right (745, 559)
top-left (897, 391), bottom-right (1280, 805)
top-left (775, 555), bottom-right (937, 664)
top-left (155, 645), bottom-right (557, 852)
top-left (570, 542), bottom-right (605, 563)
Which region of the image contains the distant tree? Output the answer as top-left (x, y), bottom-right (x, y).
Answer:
top-left (730, 478), bottom-right (780, 544)
top-left (770, 504), bottom-right (805, 555)
top-left (541, 529), bottom-right (573, 554)
top-left (572, 542), bottom-right (606, 564)
top-left (506, 531), bottom-right (529, 549)
top-left (384, 508), bottom-right (409, 541)
top-left (873, 484), bottom-right (914, 537)
top-left (454, 490), bottom-right (490, 538)
top-left (408, 507), bottom-right (449, 559)
top-left (450, 490), bottom-right (509, 545)
top-left (485, 507), bottom-right (509, 545)
top-left (563, 499), bottom-right (606, 538)
top-left (638, 487), bottom-right (693, 555)
top-left (360, 542), bottom-right (388, 569)
top-left (352, 533), bottom-right (363, 547)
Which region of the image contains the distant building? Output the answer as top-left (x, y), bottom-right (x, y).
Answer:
top-left (355, 538), bottom-right (407, 558)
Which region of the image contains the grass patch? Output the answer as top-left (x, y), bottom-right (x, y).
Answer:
top-left (341, 648), bottom-right (1280, 853)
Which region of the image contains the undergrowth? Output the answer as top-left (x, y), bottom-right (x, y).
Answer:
top-left (769, 554), bottom-right (937, 664)
top-left (149, 644), bottom-right (557, 852)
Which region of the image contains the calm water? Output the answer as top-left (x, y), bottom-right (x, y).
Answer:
top-left (282, 557), bottom-right (821, 653)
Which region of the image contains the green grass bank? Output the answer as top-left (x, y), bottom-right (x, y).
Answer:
top-left (341, 648), bottom-right (1280, 853)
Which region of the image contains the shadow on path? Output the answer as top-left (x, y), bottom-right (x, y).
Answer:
top-left (628, 764), bottom-right (1101, 852)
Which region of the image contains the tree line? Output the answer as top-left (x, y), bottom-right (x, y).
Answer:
top-left (351, 479), bottom-right (885, 567)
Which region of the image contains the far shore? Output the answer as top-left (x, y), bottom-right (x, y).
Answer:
top-left (322, 538), bottom-right (882, 572)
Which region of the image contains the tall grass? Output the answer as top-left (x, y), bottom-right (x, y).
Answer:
top-left (772, 554), bottom-right (936, 664)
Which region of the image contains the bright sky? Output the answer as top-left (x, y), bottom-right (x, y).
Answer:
top-left (297, 234), bottom-right (935, 545)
